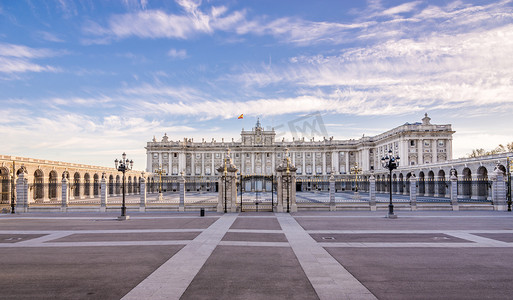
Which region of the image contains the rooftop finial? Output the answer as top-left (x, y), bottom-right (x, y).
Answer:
top-left (256, 118), bottom-right (261, 129)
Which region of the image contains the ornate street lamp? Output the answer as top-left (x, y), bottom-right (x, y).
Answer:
top-left (115, 152), bottom-right (133, 220)
top-left (224, 157), bottom-right (227, 213)
top-left (381, 149), bottom-right (400, 219)
top-left (507, 157), bottom-right (512, 212)
top-left (286, 155), bottom-right (290, 213)
top-left (10, 161), bottom-right (16, 214)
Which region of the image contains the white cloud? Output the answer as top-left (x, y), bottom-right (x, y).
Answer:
top-left (228, 22), bottom-right (513, 115)
top-left (381, 1), bottom-right (422, 15)
top-left (0, 43), bottom-right (62, 74)
top-left (167, 48), bottom-right (187, 59)
top-left (0, 43), bottom-right (58, 58)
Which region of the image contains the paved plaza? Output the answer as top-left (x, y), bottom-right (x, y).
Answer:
top-left (2, 210), bottom-right (513, 299)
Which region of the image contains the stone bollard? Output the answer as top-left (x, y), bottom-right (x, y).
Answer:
top-left (329, 174), bottom-right (336, 211)
top-left (179, 173), bottom-right (185, 212)
top-left (61, 177), bottom-right (69, 212)
top-left (369, 174), bottom-right (376, 211)
top-left (100, 173), bottom-right (107, 212)
top-left (450, 171), bottom-right (459, 211)
top-left (409, 175), bottom-right (417, 211)
top-left (139, 175), bottom-right (146, 212)
top-left (16, 173), bottom-right (28, 213)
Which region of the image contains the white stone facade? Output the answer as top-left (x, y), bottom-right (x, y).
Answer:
top-left (145, 114), bottom-right (454, 177)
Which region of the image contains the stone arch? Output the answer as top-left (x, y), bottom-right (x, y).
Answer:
top-left (496, 164), bottom-right (506, 175)
top-left (73, 172), bottom-right (81, 198)
top-left (0, 167), bottom-right (9, 203)
top-left (93, 174), bottom-right (100, 196)
top-left (437, 169), bottom-right (446, 197)
top-left (476, 166), bottom-right (489, 200)
top-left (398, 173), bottom-right (404, 193)
top-left (405, 172), bottom-right (411, 194)
top-left (462, 168), bottom-right (472, 199)
top-left (84, 173), bottom-right (91, 197)
top-left (49, 170), bottom-right (58, 200)
top-left (127, 176), bottom-right (132, 194)
top-left (62, 171), bottom-right (70, 179)
top-left (33, 169), bottom-right (44, 202)
top-left (109, 175), bottom-right (114, 195)
top-left (418, 171), bottom-right (425, 196)
top-left (115, 175), bottom-right (121, 195)
top-left (427, 171), bottom-right (435, 196)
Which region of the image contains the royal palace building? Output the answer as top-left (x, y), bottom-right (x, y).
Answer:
top-left (145, 114), bottom-right (454, 177)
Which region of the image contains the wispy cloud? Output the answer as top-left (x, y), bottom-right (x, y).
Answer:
top-left (0, 43), bottom-right (62, 74)
top-left (167, 48), bottom-right (187, 59)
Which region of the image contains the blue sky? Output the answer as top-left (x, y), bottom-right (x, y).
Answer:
top-left (1, 0), bottom-right (513, 170)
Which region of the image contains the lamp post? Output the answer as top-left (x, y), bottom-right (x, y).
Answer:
top-left (381, 149), bottom-right (400, 219)
top-left (286, 156), bottom-right (290, 213)
top-left (507, 157), bottom-right (512, 212)
top-left (115, 152), bottom-right (133, 220)
top-left (10, 161), bottom-right (16, 214)
top-left (224, 157), bottom-right (227, 213)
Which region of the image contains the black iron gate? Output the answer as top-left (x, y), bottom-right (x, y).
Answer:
top-left (239, 175), bottom-right (275, 212)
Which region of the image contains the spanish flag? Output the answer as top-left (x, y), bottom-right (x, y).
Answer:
top-left (237, 114), bottom-right (244, 119)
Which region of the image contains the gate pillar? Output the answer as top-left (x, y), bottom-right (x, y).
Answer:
top-left (275, 149), bottom-right (297, 213)
top-left (16, 172), bottom-right (28, 213)
top-left (409, 175), bottom-right (417, 211)
top-left (179, 173), bottom-right (185, 212)
top-left (100, 173), bottom-right (107, 212)
top-left (450, 170), bottom-right (459, 211)
top-left (61, 177), bottom-right (69, 212)
top-left (329, 173), bottom-right (336, 211)
top-left (139, 174), bottom-right (146, 212)
top-left (217, 149), bottom-right (239, 213)
top-left (369, 174), bottom-right (376, 211)
top-left (492, 165), bottom-right (507, 211)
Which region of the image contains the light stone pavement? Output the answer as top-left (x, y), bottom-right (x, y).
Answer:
top-left (122, 214), bottom-right (238, 300)
top-left (3, 212), bottom-right (513, 299)
top-left (276, 213), bottom-right (376, 300)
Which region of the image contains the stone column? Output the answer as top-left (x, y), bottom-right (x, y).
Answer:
top-left (89, 180), bottom-right (94, 199)
top-left (322, 152), bottom-right (326, 175)
top-left (79, 179), bottom-right (85, 199)
top-left (329, 173), bottom-right (336, 211)
top-left (61, 177), bottom-right (69, 212)
top-left (179, 173), bottom-right (185, 212)
top-left (369, 174), bottom-right (376, 211)
top-left (433, 176), bottom-right (440, 197)
top-left (471, 174), bottom-right (479, 200)
top-left (139, 175), bottom-right (146, 212)
top-left (492, 167), bottom-right (507, 211)
top-left (409, 175), bottom-right (417, 211)
top-left (100, 173), bottom-right (107, 212)
top-left (450, 172), bottom-right (459, 211)
top-left (16, 173), bottom-right (28, 213)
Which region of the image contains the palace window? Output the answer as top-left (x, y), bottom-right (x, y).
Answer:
top-left (438, 140), bottom-right (445, 147)
top-left (174, 153), bottom-right (178, 158)
top-left (410, 140), bottom-right (415, 146)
